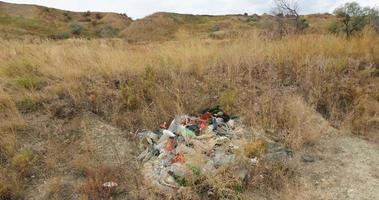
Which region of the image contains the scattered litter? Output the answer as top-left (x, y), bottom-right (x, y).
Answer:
top-left (172, 153), bottom-right (185, 163)
top-left (136, 106), bottom-right (292, 192)
top-left (102, 182), bottom-right (118, 188)
top-left (250, 157), bottom-right (259, 165)
top-left (160, 122), bottom-right (168, 129)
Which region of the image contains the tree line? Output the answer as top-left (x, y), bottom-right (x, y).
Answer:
top-left (271, 0), bottom-right (379, 38)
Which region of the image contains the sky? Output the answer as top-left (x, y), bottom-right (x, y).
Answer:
top-left (3, 0), bottom-right (379, 19)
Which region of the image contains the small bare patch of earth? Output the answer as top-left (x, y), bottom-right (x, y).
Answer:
top-left (293, 135), bottom-right (379, 200)
top-left (26, 113), bottom-right (138, 200)
top-left (80, 113), bottom-right (137, 165)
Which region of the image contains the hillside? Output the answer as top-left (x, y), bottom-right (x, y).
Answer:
top-left (0, 1), bottom-right (336, 41)
top-left (122, 12), bottom-right (261, 42)
top-left (0, 1), bottom-right (132, 39)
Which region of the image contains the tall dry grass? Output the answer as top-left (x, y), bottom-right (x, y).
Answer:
top-left (0, 30), bottom-right (378, 198)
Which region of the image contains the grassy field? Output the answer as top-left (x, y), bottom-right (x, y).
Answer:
top-left (0, 28), bottom-right (378, 199)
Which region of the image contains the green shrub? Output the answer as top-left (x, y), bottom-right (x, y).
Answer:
top-left (333, 2), bottom-right (379, 37)
top-left (96, 26), bottom-right (118, 38)
top-left (15, 75), bottom-right (44, 90)
top-left (120, 81), bottom-right (139, 110)
top-left (70, 23), bottom-right (83, 36)
top-left (328, 21), bottom-right (339, 33)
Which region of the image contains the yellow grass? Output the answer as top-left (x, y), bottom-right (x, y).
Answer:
top-left (0, 31), bottom-right (378, 198)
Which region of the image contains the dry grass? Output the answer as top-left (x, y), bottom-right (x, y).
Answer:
top-left (0, 30), bottom-right (378, 198)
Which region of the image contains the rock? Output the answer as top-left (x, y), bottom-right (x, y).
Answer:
top-left (302, 155), bottom-right (315, 163)
top-left (266, 142), bottom-right (285, 153)
top-left (238, 166), bottom-right (250, 183)
top-left (262, 151), bottom-right (289, 161)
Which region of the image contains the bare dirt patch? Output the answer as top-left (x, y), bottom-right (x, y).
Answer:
top-left (290, 135), bottom-right (379, 200)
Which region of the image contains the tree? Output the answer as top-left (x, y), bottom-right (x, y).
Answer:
top-left (333, 2), bottom-right (365, 37)
top-left (273, 0), bottom-right (308, 34)
top-left (365, 7), bottom-right (379, 32)
top-left (332, 2), bottom-right (379, 37)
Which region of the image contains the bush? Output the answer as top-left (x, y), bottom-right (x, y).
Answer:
top-left (96, 26), bottom-right (118, 38)
top-left (63, 12), bottom-right (72, 21)
top-left (95, 13), bottom-right (103, 20)
top-left (83, 11), bottom-right (91, 17)
top-left (70, 23), bottom-right (83, 36)
top-left (332, 2), bottom-right (379, 37)
top-left (328, 21), bottom-right (339, 33)
top-left (49, 32), bottom-right (71, 40)
top-left (120, 80), bottom-right (139, 110)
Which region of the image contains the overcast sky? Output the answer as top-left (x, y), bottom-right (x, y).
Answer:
top-left (3, 0), bottom-right (379, 19)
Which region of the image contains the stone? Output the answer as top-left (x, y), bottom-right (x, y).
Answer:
top-left (302, 155), bottom-right (315, 163)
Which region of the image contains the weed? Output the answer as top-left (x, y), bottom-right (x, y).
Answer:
top-left (11, 150), bottom-right (33, 176)
top-left (0, 168), bottom-right (23, 200)
top-left (120, 80), bottom-right (139, 110)
top-left (243, 140), bottom-right (266, 158)
top-left (0, 29), bottom-right (378, 199)
top-left (0, 91), bottom-right (24, 131)
top-left (78, 164), bottom-right (125, 199)
top-left (251, 161), bottom-right (295, 192)
top-left (219, 89), bottom-right (238, 113)
top-left (16, 94), bottom-right (45, 113)
top-left (1, 60), bottom-right (40, 78)
top-left (15, 75), bottom-right (44, 90)
top-left (142, 66), bottom-right (155, 102)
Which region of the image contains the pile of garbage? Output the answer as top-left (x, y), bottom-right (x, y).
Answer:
top-left (136, 106), bottom-right (292, 193)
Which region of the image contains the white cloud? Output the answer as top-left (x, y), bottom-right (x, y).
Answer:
top-left (3, 0), bottom-right (379, 19)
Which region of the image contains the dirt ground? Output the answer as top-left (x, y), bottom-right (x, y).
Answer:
top-left (291, 135), bottom-right (379, 200)
top-left (76, 118), bottom-right (379, 200)
top-left (24, 114), bottom-right (379, 199)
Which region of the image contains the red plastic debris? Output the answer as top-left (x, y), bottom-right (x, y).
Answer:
top-left (172, 153), bottom-right (185, 163)
top-left (199, 120), bottom-right (207, 129)
top-left (200, 112), bottom-right (212, 121)
top-left (198, 112), bottom-right (212, 130)
top-left (164, 138), bottom-right (174, 153)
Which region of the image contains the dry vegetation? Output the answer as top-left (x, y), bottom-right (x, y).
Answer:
top-left (0, 28), bottom-right (378, 199)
